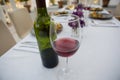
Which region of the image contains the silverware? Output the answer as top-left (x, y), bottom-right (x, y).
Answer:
top-left (21, 41), bottom-right (38, 46)
top-left (19, 45), bottom-right (38, 49)
top-left (21, 41), bottom-right (37, 44)
top-left (13, 48), bottom-right (39, 53)
top-left (13, 41), bottom-right (39, 53)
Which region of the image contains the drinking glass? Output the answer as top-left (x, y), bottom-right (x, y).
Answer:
top-left (50, 14), bottom-right (82, 80)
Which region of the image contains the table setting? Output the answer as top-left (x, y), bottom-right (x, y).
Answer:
top-left (1, 2), bottom-right (120, 80)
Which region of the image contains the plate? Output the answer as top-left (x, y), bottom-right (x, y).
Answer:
top-left (65, 5), bottom-right (75, 10)
top-left (90, 7), bottom-right (103, 11)
top-left (53, 11), bottom-right (68, 16)
top-left (89, 13), bottom-right (113, 20)
top-left (55, 23), bottom-right (63, 33)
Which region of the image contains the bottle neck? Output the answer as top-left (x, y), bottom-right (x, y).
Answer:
top-left (36, 0), bottom-right (46, 8)
top-left (37, 8), bottom-right (48, 15)
top-left (36, 0), bottom-right (48, 15)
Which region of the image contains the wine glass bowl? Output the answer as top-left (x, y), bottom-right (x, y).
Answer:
top-left (53, 37), bottom-right (79, 57)
top-left (50, 14), bottom-right (81, 80)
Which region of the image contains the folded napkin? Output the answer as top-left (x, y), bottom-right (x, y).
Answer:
top-left (90, 19), bottom-right (120, 27)
top-left (14, 41), bottom-right (39, 53)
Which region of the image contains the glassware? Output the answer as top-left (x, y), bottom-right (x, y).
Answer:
top-left (34, 0), bottom-right (58, 68)
top-left (50, 14), bottom-right (82, 80)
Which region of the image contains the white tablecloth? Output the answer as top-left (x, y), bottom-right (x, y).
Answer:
top-left (0, 16), bottom-right (120, 80)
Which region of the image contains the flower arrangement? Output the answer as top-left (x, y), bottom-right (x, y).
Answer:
top-left (73, 3), bottom-right (85, 28)
top-left (69, 4), bottom-right (85, 28)
top-left (68, 4), bottom-right (85, 37)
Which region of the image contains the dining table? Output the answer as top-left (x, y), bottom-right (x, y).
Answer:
top-left (1, 5), bottom-right (120, 80)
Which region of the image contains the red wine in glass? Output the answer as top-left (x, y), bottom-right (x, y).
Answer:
top-left (53, 38), bottom-right (79, 57)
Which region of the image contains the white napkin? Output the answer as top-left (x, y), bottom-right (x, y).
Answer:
top-left (90, 19), bottom-right (120, 27)
top-left (14, 41), bottom-right (39, 53)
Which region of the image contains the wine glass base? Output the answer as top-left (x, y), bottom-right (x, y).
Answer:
top-left (57, 68), bottom-right (78, 80)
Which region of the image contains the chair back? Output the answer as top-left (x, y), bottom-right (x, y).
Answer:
top-left (0, 20), bottom-right (16, 56)
top-left (8, 8), bottom-right (33, 38)
top-left (114, 3), bottom-right (120, 16)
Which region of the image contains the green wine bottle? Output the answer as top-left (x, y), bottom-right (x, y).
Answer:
top-left (34, 0), bottom-right (58, 68)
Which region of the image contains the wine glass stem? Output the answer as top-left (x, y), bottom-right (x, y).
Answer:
top-left (64, 57), bottom-right (69, 73)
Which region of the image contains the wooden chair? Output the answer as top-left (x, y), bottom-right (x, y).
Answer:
top-left (108, 3), bottom-right (120, 20)
top-left (8, 8), bottom-right (33, 39)
top-left (0, 20), bottom-right (16, 56)
top-left (114, 3), bottom-right (120, 20)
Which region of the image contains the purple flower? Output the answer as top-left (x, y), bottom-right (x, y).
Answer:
top-left (75, 3), bottom-right (84, 11)
top-left (77, 11), bottom-right (84, 17)
top-left (72, 10), bottom-right (83, 18)
top-left (69, 3), bottom-right (85, 28)
top-left (80, 20), bottom-right (85, 28)
top-left (72, 11), bottom-right (78, 16)
top-left (68, 19), bottom-right (79, 28)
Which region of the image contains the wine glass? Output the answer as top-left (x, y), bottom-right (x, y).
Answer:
top-left (50, 14), bottom-right (82, 80)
